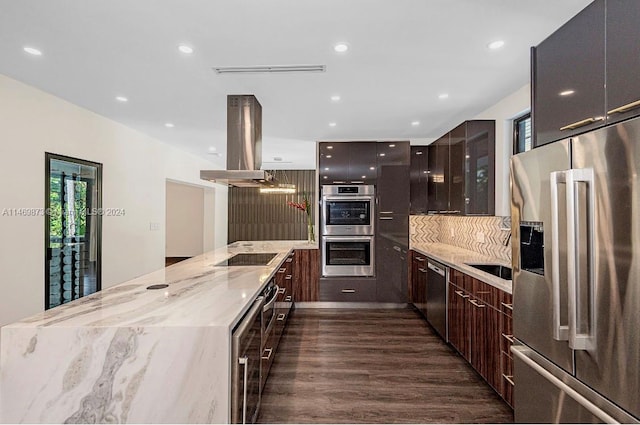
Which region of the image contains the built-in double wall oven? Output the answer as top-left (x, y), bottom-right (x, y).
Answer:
top-left (321, 185), bottom-right (375, 277)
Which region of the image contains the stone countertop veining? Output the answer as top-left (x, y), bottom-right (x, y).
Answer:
top-left (411, 242), bottom-right (512, 294)
top-left (0, 239), bottom-right (317, 424)
top-left (3, 240), bottom-right (316, 332)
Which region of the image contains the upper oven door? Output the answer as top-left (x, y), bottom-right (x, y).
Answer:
top-left (321, 196), bottom-right (374, 235)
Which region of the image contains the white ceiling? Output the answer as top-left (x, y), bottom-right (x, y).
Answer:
top-left (0, 0), bottom-right (592, 170)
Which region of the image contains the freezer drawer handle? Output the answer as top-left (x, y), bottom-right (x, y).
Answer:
top-left (566, 168), bottom-right (596, 351)
top-left (415, 256), bottom-right (425, 262)
top-left (511, 347), bottom-right (618, 424)
top-left (418, 267), bottom-right (427, 274)
top-left (277, 313), bottom-right (286, 321)
top-left (550, 171), bottom-right (570, 341)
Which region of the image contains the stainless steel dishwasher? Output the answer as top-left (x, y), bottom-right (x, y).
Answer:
top-left (231, 295), bottom-right (264, 424)
top-left (426, 258), bottom-right (447, 340)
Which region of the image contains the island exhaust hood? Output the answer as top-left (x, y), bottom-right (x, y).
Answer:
top-left (200, 95), bottom-right (275, 187)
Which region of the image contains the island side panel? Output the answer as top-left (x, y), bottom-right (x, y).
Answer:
top-left (0, 325), bottom-right (230, 423)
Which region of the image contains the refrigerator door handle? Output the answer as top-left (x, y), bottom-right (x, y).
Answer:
top-left (566, 167), bottom-right (596, 351)
top-left (550, 170), bottom-right (569, 341)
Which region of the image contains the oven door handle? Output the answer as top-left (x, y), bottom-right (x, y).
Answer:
top-left (263, 285), bottom-right (280, 312)
top-left (323, 236), bottom-right (373, 242)
top-left (322, 196), bottom-right (374, 203)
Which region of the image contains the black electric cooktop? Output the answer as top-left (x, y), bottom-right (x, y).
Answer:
top-left (214, 253), bottom-right (278, 267)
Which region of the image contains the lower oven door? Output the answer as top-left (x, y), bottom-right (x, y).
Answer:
top-left (322, 236), bottom-right (375, 277)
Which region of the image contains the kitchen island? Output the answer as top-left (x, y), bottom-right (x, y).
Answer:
top-left (0, 240), bottom-right (315, 424)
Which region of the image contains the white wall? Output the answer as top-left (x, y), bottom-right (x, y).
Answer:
top-left (0, 74), bottom-right (228, 327)
top-left (474, 84), bottom-right (531, 216)
top-left (166, 181), bottom-right (206, 257)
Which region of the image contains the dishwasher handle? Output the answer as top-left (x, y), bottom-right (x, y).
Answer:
top-left (427, 261), bottom-right (446, 277)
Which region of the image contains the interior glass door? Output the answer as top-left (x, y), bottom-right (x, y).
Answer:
top-left (45, 153), bottom-right (102, 309)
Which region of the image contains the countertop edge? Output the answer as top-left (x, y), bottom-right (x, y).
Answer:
top-left (410, 243), bottom-right (512, 294)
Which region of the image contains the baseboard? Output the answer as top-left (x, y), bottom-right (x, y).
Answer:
top-left (294, 302), bottom-right (410, 309)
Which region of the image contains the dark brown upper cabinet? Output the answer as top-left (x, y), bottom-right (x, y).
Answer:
top-left (427, 134), bottom-right (450, 213)
top-left (533, 0), bottom-right (605, 147)
top-left (318, 142), bottom-right (377, 185)
top-left (376, 141), bottom-right (410, 215)
top-left (605, 0), bottom-right (640, 125)
top-left (410, 146), bottom-right (429, 214)
top-left (533, 0), bottom-right (640, 146)
top-left (413, 120), bottom-right (494, 215)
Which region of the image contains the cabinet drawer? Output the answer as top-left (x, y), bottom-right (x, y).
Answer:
top-left (472, 279), bottom-right (498, 308)
top-left (320, 279), bottom-right (377, 302)
top-left (501, 350), bottom-right (514, 407)
top-left (500, 290), bottom-right (513, 316)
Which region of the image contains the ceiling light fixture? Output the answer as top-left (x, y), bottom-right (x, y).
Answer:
top-left (438, 94), bottom-right (449, 100)
top-left (178, 44), bottom-right (194, 54)
top-left (330, 95), bottom-right (341, 102)
top-left (115, 96), bottom-right (128, 102)
top-left (559, 90), bottom-right (575, 96)
top-left (208, 146), bottom-right (217, 152)
top-left (326, 155), bottom-right (332, 158)
top-left (165, 123), bottom-right (175, 128)
top-left (23, 46), bottom-right (42, 56)
top-left (327, 146), bottom-right (333, 149)
top-left (334, 43), bottom-right (349, 53)
top-left (389, 144), bottom-right (396, 148)
top-left (329, 122), bottom-right (337, 127)
top-left (369, 166), bottom-right (375, 170)
top-left (488, 40), bottom-right (505, 50)
top-left (213, 64), bottom-right (325, 74)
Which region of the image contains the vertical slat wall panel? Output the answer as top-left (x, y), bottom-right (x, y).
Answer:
top-left (228, 170), bottom-right (316, 243)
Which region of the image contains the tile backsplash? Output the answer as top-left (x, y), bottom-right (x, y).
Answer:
top-left (410, 215), bottom-right (511, 262)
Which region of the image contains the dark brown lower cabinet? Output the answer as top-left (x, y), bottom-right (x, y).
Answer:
top-left (447, 268), bottom-right (513, 408)
top-left (292, 249), bottom-right (320, 302)
top-left (410, 251), bottom-right (427, 316)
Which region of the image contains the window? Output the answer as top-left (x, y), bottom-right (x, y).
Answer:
top-left (45, 153), bottom-right (102, 309)
top-left (514, 113), bottom-right (532, 154)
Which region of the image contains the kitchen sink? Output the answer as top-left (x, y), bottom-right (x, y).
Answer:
top-left (466, 263), bottom-right (512, 280)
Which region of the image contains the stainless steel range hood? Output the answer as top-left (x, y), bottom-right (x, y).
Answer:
top-left (200, 95), bottom-right (275, 187)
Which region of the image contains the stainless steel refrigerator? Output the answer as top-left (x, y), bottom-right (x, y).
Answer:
top-left (510, 116), bottom-right (640, 423)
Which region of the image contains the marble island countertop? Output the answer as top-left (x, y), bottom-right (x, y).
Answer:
top-left (411, 242), bottom-right (513, 294)
top-left (0, 240), bottom-right (316, 424)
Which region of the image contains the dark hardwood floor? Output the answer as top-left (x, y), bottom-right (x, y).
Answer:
top-left (258, 308), bottom-right (514, 424)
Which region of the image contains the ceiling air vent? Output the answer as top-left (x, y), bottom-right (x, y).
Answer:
top-left (213, 64), bottom-right (326, 74)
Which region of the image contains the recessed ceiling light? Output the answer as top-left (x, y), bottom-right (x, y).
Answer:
top-left (324, 167), bottom-right (329, 171)
top-left (165, 123), bottom-right (175, 128)
top-left (115, 96), bottom-right (128, 102)
top-left (379, 153), bottom-right (386, 157)
top-left (323, 176), bottom-right (328, 179)
top-left (411, 121), bottom-right (421, 126)
top-left (559, 90), bottom-right (575, 96)
top-left (23, 46), bottom-right (42, 56)
top-left (327, 146), bottom-right (333, 149)
top-left (389, 144), bottom-right (396, 148)
top-left (416, 151), bottom-right (423, 155)
top-left (334, 43), bottom-right (349, 53)
top-left (329, 122), bottom-right (337, 127)
top-left (361, 175), bottom-right (366, 179)
top-left (208, 146), bottom-right (217, 152)
top-left (438, 93), bottom-right (449, 100)
top-left (488, 40), bottom-right (505, 50)
top-left (326, 155), bottom-right (332, 158)
top-left (178, 44), bottom-right (194, 54)
top-left (369, 166), bottom-right (375, 170)
top-left (330, 95), bottom-right (341, 102)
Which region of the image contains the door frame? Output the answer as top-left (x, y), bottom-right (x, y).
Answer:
top-left (45, 152), bottom-right (103, 310)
